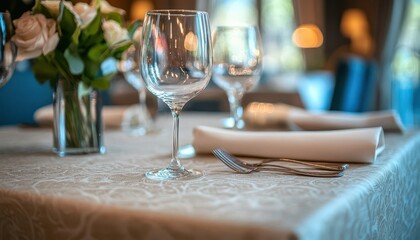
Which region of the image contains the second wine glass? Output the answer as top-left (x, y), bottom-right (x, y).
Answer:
top-left (119, 45), bottom-right (155, 135)
top-left (140, 10), bottom-right (212, 180)
top-left (212, 26), bottom-right (263, 129)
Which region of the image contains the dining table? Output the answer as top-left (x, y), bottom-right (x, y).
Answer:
top-left (0, 112), bottom-right (419, 240)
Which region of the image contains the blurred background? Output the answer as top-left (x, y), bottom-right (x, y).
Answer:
top-left (1, 0), bottom-right (419, 127)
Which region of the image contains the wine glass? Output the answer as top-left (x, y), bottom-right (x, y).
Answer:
top-left (119, 45), bottom-right (156, 135)
top-left (140, 10), bottom-right (212, 180)
top-left (212, 26), bottom-right (263, 129)
top-left (0, 12), bottom-right (16, 88)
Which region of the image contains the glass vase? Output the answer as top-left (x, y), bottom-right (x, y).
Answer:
top-left (53, 79), bottom-right (106, 156)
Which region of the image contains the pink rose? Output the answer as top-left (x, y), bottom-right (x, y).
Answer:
top-left (11, 12), bottom-right (59, 61)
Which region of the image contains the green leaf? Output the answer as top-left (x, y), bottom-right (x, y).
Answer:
top-left (58, 2), bottom-right (78, 43)
top-left (82, 9), bottom-right (102, 37)
top-left (54, 51), bottom-right (71, 73)
top-left (128, 20), bottom-right (142, 39)
top-left (80, 34), bottom-right (105, 50)
top-left (79, 11), bottom-right (103, 49)
top-left (72, 27), bottom-right (81, 45)
top-left (32, 0), bottom-right (43, 14)
top-left (83, 59), bottom-right (101, 79)
top-left (32, 57), bottom-right (58, 84)
top-left (32, 0), bottom-right (53, 18)
top-left (91, 73), bottom-right (115, 90)
top-left (110, 40), bottom-right (132, 60)
top-left (104, 12), bottom-right (125, 26)
top-left (64, 48), bottom-right (84, 75)
top-left (88, 44), bottom-right (109, 62)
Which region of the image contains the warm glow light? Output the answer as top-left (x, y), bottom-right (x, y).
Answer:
top-left (340, 9), bottom-right (368, 38)
top-left (184, 32), bottom-right (198, 51)
top-left (292, 24), bottom-right (323, 48)
top-left (130, 0), bottom-right (153, 20)
top-left (340, 8), bottom-right (373, 57)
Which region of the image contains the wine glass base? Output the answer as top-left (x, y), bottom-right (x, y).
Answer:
top-left (145, 168), bottom-right (203, 181)
top-left (123, 126), bottom-right (159, 136)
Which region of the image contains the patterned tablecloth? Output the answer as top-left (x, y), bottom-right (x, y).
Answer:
top-left (0, 113), bottom-right (419, 240)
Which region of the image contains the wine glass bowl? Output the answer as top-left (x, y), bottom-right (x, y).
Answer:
top-left (140, 10), bottom-right (212, 180)
top-left (0, 12), bottom-right (16, 88)
top-left (212, 26), bottom-right (263, 129)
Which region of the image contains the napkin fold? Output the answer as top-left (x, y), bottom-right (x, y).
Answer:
top-left (243, 102), bottom-right (405, 132)
top-left (34, 105), bottom-right (143, 129)
top-left (192, 126), bottom-right (385, 163)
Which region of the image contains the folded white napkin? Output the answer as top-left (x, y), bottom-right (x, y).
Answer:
top-left (34, 105), bottom-right (143, 129)
top-left (243, 102), bottom-right (405, 132)
top-left (192, 126), bottom-right (385, 163)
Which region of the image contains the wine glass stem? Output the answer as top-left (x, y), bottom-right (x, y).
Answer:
top-left (169, 110), bottom-right (183, 171)
top-left (139, 88), bottom-right (147, 110)
top-left (138, 88), bottom-right (148, 124)
top-left (227, 90), bottom-right (244, 129)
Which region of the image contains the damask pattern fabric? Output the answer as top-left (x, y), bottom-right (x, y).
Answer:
top-left (0, 114), bottom-right (419, 240)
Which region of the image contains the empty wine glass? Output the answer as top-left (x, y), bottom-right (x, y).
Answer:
top-left (212, 26), bottom-right (263, 129)
top-left (0, 12), bottom-right (16, 88)
top-left (119, 45), bottom-right (155, 135)
top-left (140, 10), bottom-right (212, 180)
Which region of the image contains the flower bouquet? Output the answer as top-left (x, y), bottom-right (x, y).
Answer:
top-left (11, 0), bottom-right (141, 155)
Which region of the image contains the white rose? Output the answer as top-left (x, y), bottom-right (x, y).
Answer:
top-left (11, 12), bottom-right (59, 61)
top-left (91, 0), bottom-right (126, 15)
top-left (41, 0), bottom-right (61, 16)
top-left (42, 1), bottom-right (86, 26)
top-left (41, 1), bottom-right (74, 18)
top-left (102, 20), bottom-right (129, 46)
top-left (73, 2), bottom-right (97, 27)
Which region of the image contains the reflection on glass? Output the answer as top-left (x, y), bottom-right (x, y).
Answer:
top-left (0, 12), bottom-right (16, 88)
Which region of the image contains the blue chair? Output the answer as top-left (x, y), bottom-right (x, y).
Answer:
top-left (0, 61), bottom-right (53, 126)
top-left (329, 56), bottom-right (378, 112)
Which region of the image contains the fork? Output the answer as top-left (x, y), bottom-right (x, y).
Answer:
top-left (212, 149), bottom-right (345, 178)
top-left (213, 148), bottom-right (348, 171)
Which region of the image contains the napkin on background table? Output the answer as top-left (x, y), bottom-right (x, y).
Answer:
top-left (34, 105), bottom-right (143, 129)
top-left (243, 102), bottom-right (405, 132)
top-left (192, 126), bottom-right (385, 163)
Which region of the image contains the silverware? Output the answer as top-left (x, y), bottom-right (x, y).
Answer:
top-left (212, 148), bottom-right (346, 178)
top-left (215, 148), bottom-right (348, 171)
